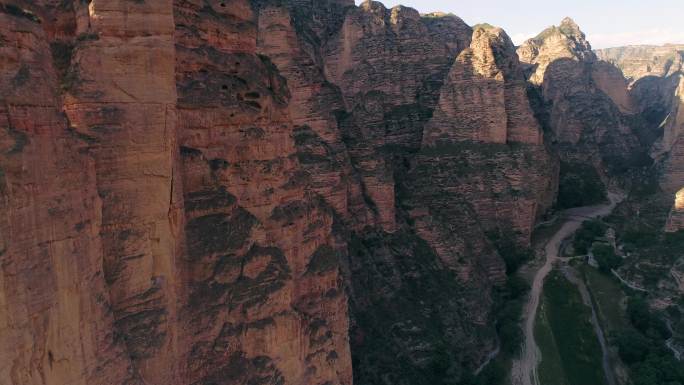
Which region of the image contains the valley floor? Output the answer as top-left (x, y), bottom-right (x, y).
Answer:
top-left (511, 193), bottom-right (623, 385)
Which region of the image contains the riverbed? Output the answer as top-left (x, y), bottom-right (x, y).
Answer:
top-left (511, 193), bottom-right (624, 385)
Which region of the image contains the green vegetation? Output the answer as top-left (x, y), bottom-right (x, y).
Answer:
top-left (496, 276), bottom-right (530, 356)
top-left (76, 33), bottom-right (99, 42)
top-left (580, 265), bottom-right (629, 332)
top-left (488, 231), bottom-right (533, 275)
top-left (535, 271), bottom-right (607, 385)
top-left (473, 23), bottom-right (497, 30)
top-left (622, 226), bottom-right (658, 248)
top-left (612, 295), bottom-right (684, 385)
top-left (349, 230), bottom-right (486, 385)
top-left (488, 231), bottom-right (532, 357)
top-left (557, 162), bottom-right (607, 209)
top-left (532, 26), bottom-right (559, 42)
top-left (421, 12), bottom-right (457, 19)
top-left (462, 275), bottom-right (530, 385)
top-left (597, 195), bottom-right (684, 384)
top-left (573, 219), bottom-right (607, 255)
top-left (592, 244), bottom-right (622, 274)
top-left (535, 299), bottom-right (568, 385)
top-left (626, 297), bottom-right (670, 340)
top-left (464, 233), bottom-right (532, 385)
top-left (49, 41), bottom-right (83, 93)
top-left (605, 198), bottom-right (683, 290)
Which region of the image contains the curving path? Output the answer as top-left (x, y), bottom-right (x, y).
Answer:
top-left (511, 192), bottom-right (623, 385)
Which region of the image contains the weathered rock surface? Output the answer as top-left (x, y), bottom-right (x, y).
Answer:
top-left (598, 44), bottom-right (684, 230)
top-left (424, 26), bottom-right (543, 146)
top-left (7, 2), bottom-right (668, 385)
top-left (596, 44), bottom-right (684, 82)
top-left (174, 1), bottom-right (352, 384)
top-left (518, 18), bottom-right (651, 211)
top-left (0, 6), bottom-right (136, 385)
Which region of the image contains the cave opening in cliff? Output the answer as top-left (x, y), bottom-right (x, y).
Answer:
top-left (676, 188), bottom-right (684, 211)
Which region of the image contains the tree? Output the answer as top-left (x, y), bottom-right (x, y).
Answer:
top-left (592, 244), bottom-right (621, 274)
top-left (615, 329), bottom-right (649, 364)
top-left (573, 220), bottom-right (607, 255)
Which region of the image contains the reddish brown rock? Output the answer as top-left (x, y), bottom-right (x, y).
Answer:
top-left (518, 18), bottom-right (647, 205)
top-left (596, 44), bottom-right (684, 83)
top-left (0, 2), bottom-right (612, 385)
top-left (667, 188), bottom-right (684, 232)
top-left (60, 1), bottom-right (183, 383)
top-left (599, 44), bottom-right (684, 230)
top-left (424, 26), bottom-right (542, 146)
top-left (173, 1), bottom-right (351, 384)
top-left (0, 5), bottom-right (135, 385)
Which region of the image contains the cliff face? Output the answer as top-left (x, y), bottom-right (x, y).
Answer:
top-left (1, 2), bottom-right (637, 385)
top-left (1, 1), bottom-right (352, 384)
top-left (174, 1), bottom-right (353, 384)
top-left (661, 75), bottom-right (684, 231)
top-left (517, 18), bottom-right (652, 210)
top-left (596, 45), bottom-right (684, 82)
top-left (0, 4), bottom-right (135, 384)
top-left (597, 45), bottom-right (684, 231)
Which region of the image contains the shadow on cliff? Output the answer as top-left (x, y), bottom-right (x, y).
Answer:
top-left (529, 57), bottom-right (656, 207)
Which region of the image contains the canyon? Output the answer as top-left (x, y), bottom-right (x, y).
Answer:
top-left (0, 1), bottom-right (681, 385)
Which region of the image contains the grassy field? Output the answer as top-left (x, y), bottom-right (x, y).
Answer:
top-left (535, 301), bottom-right (568, 385)
top-left (536, 271), bottom-right (608, 385)
top-left (580, 265), bottom-right (629, 333)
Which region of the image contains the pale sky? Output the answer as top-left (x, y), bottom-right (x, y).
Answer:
top-left (354, 0), bottom-right (684, 49)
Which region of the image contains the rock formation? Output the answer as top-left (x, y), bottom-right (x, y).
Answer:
top-left (596, 44), bottom-right (684, 82)
top-left (598, 44), bottom-right (684, 231)
top-left (518, 18), bottom-right (652, 210)
top-left (1, 2), bottom-right (678, 385)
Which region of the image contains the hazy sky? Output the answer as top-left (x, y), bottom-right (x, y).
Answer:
top-left (354, 0), bottom-right (684, 49)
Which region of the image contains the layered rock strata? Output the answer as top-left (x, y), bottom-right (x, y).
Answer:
top-left (598, 44), bottom-right (684, 231)
top-left (0, 2), bottom-right (587, 385)
top-left (0, 5), bottom-right (135, 384)
top-left (518, 18), bottom-right (650, 211)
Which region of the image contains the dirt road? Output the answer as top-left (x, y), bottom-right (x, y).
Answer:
top-left (510, 193), bottom-right (623, 385)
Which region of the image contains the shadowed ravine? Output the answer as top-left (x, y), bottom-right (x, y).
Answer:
top-left (511, 192), bottom-right (624, 385)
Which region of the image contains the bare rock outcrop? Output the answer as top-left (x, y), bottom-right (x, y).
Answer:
top-left (0, 5), bottom-right (136, 384)
top-left (599, 44), bottom-right (684, 231)
top-left (424, 26), bottom-right (542, 146)
top-left (174, 1), bottom-right (352, 384)
top-left (518, 18), bottom-right (649, 211)
top-left (0, 2), bottom-right (598, 385)
top-left (418, 26), bottom-right (555, 247)
top-left (597, 44), bottom-right (684, 82)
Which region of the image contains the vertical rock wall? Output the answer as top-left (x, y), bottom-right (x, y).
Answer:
top-left (0, 3), bottom-right (136, 384)
top-left (8, 2), bottom-right (658, 385)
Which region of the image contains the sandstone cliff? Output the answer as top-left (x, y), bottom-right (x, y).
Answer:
top-left (518, 18), bottom-right (651, 209)
top-left (596, 44), bottom-right (684, 83)
top-left (1, 2), bottom-right (639, 385)
top-left (597, 44), bottom-right (684, 231)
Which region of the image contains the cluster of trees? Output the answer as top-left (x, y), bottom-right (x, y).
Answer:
top-left (592, 244), bottom-right (622, 274)
top-left (614, 297), bottom-right (684, 385)
top-left (571, 220), bottom-right (623, 273)
top-left (557, 162), bottom-right (607, 209)
top-left (622, 226), bottom-right (658, 248)
top-left (488, 231), bottom-right (533, 275)
top-left (573, 220), bottom-right (607, 254)
top-left (487, 230), bottom-right (533, 358)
